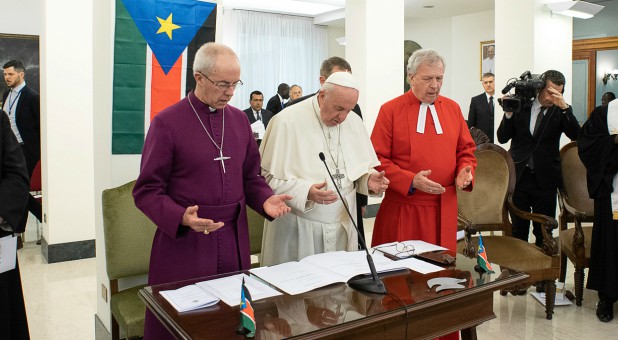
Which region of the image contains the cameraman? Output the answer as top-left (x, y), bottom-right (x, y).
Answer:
top-left (497, 70), bottom-right (580, 249)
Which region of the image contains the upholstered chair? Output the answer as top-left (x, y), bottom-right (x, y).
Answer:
top-left (457, 143), bottom-right (560, 320)
top-left (103, 180), bottom-right (157, 339)
top-left (558, 142), bottom-right (594, 306)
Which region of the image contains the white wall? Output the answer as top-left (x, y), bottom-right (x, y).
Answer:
top-left (327, 26), bottom-right (345, 58)
top-left (0, 0), bottom-right (41, 35)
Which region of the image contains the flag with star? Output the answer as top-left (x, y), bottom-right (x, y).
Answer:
top-left (477, 234), bottom-right (494, 273)
top-left (112, 0), bottom-right (216, 154)
top-left (239, 278), bottom-right (256, 337)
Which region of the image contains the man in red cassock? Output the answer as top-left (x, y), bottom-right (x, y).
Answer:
top-left (370, 48), bottom-right (476, 340)
top-left (133, 43), bottom-right (291, 340)
top-left (371, 48), bottom-right (476, 254)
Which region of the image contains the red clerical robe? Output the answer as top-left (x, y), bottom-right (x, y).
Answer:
top-left (370, 91), bottom-right (476, 252)
top-left (133, 91), bottom-right (273, 339)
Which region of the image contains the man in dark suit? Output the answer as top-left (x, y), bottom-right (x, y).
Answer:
top-left (243, 90), bottom-right (273, 146)
top-left (0, 109), bottom-right (31, 339)
top-left (286, 56), bottom-right (369, 249)
top-left (2, 59), bottom-right (41, 239)
top-left (468, 72), bottom-right (496, 142)
top-left (497, 70), bottom-right (580, 248)
top-left (266, 83), bottom-right (289, 115)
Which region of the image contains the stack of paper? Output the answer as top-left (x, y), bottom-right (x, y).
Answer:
top-left (372, 240), bottom-right (448, 259)
top-left (160, 285), bottom-right (219, 313)
top-left (160, 274), bottom-right (282, 312)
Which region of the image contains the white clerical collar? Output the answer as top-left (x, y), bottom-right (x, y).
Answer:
top-left (417, 102), bottom-right (443, 134)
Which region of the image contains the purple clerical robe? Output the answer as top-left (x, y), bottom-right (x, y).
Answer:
top-left (133, 92), bottom-right (273, 339)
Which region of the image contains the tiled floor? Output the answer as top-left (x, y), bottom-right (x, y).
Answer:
top-left (17, 217), bottom-right (617, 339)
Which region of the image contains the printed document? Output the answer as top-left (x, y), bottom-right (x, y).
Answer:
top-left (0, 235), bottom-right (17, 274)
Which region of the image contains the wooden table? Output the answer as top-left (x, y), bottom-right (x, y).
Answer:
top-left (140, 254), bottom-right (527, 339)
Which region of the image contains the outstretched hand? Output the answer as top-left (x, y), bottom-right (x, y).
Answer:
top-left (368, 171), bottom-right (390, 194)
top-left (263, 194), bottom-right (292, 218)
top-left (182, 205), bottom-right (224, 234)
top-left (413, 170), bottom-right (445, 194)
top-left (456, 166), bottom-right (473, 190)
top-left (307, 182), bottom-right (338, 205)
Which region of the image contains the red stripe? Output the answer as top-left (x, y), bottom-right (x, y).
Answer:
top-left (150, 53), bottom-right (183, 121)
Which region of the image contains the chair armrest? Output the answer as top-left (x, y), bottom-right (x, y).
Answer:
top-left (457, 213), bottom-right (478, 259)
top-left (507, 195), bottom-right (559, 256)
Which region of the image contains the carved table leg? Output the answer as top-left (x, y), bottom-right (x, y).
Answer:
top-left (574, 267), bottom-right (585, 306)
top-left (545, 280), bottom-right (556, 320)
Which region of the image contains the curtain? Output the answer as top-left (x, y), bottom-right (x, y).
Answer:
top-left (226, 9), bottom-right (328, 109)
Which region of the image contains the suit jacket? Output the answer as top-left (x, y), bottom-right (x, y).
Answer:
top-left (243, 108), bottom-right (273, 129)
top-left (467, 93), bottom-right (495, 143)
top-left (497, 104), bottom-right (580, 190)
top-left (2, 86), bottom-right (41, 171)
top-left (0, 110), bottom-right (29, 232)
top-left (266, 94), bottom-right (285, 115)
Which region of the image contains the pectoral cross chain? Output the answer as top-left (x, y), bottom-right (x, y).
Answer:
top-left (333, 168), bottom-right (345, 189)
top-left (214, 149), bottom-right (231, 173)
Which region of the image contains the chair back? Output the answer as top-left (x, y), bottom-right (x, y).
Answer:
top-left (103, 180), bottom-right (157, 280)
top-left (560, 142), bottom-right (594, 216)
top-left (30, 160), bottom-right (41, 192)
top-left (457, 143), bottom-right (515, 233)
top-left (246, 206), bottom-right (265, 266)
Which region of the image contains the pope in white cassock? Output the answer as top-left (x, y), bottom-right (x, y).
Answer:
top-left (259, 72), bottom-right (390, 266)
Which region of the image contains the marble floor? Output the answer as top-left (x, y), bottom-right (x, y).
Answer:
top-left (16, 217), bottom-right (617, 339)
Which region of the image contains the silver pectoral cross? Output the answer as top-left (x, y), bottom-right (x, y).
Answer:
top-left (332, 168), bottom-right (345, 189)
top-left (214, 149), bottom-right (231, 173)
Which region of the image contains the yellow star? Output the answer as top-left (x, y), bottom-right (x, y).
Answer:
top-left (156, 13), bottom-right (181, 40)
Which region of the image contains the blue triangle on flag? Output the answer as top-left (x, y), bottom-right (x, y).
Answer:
top-left (121, 0), bottom-right (216, 74)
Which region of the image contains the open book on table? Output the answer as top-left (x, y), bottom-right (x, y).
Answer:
top-left (160, 273), bottom-right (282, 312)
top-left (250, 250), bottom-right (443, 295)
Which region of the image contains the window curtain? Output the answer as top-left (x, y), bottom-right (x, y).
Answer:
top-left (226, 9), bottom-right (328, 109)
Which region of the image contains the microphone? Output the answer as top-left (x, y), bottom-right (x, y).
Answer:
top-left (318, 152), bottom-right (386, 294)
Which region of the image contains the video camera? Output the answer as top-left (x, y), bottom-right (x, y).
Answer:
top-left (497, 71), bottom-right (545, 113)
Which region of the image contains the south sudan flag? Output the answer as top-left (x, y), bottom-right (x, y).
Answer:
top-left (112, 0), bottom-right (216, 154)
top-left (477, 234), bottom-right (494, 273)
top-left (239, 278), bottom-right (256, 337)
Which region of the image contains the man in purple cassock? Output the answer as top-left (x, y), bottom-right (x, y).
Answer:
top-left (133, 43), bottom-right (292, 340)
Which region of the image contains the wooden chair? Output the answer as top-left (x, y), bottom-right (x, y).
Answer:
top-left (558, 142), bottom-right (594, 306)
top-left (456, 143), bottom-right (560, 320)
top-left (247, 206), bottom-right (265, 267)
top-left (103, 180), bottom-right (157, 339)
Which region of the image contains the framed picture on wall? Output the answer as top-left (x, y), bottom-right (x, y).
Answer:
top-left (480, 40), bottom-right (495, 79)
top-left (0, 34), bottom-right (40, 106)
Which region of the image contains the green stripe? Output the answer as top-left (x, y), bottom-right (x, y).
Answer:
top-left (112, 0), bottom-right (147, 154)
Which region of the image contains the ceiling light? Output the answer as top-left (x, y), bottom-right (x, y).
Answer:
top-left (545, 1), bottom-right (604, 19)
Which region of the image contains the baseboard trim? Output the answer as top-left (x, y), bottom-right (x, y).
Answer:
top-left (41, 237), bottom-right (95, 263)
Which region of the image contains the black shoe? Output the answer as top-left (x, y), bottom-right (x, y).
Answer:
top-left (596, 300), bottom-right (614, 323)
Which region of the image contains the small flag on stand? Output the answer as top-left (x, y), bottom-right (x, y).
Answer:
top-left (237, 278), bottom-right (256, 337)
top-left (477, 234), bottom-right (494, 273)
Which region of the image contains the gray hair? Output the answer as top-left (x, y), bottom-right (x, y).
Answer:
top-left (192, 42), bottom-right (239, 76)
top-left (406, 49), bottom-right (445, 76)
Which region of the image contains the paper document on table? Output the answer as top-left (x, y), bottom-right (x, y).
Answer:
top-left (160, 284), bottom-right (219, 313)
top-left (250, 251), bottom-right (409, 295)
top-left (372, 240), bottom-right (448, 259)
top-left (250, 120), bottom-right (266, 139)
top-left (392, 257), bottom-right (444, 274)
top-left (0, 235), bottom-right (17, 274)
top-left (196, 273), bottom-right (282, 307)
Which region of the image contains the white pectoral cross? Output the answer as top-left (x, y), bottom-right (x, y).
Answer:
top-left (332, 168), bottom-right (345, 189)
top-left (214, 149), bottom-right (231, 173)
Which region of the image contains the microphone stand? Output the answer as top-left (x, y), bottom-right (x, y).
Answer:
top-left (319, 152), bottom-right (387, 294)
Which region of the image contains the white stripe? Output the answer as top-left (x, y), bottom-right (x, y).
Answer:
top-left (144, 47), bottom-right (153, 135)
top-left (181, 48), bottom-right (188, 98)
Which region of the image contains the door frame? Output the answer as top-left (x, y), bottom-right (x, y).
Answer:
top-left (573, 37), bottom-right (618, 115)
